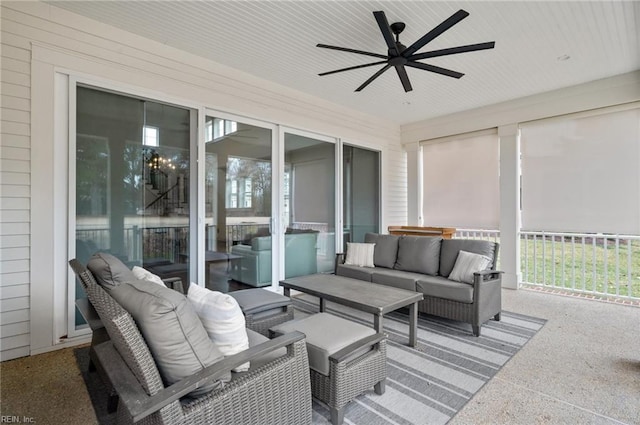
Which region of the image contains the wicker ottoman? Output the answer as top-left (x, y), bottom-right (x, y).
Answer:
top-left (230, 288), bottom-right (294, 336)
top-left (271, 313), bottom-right (387, 425)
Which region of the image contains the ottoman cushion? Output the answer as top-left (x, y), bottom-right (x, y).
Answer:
top-left (271, 313), bottom-right (376, 376)
top-left (230, 288), bottom-right (292, 316)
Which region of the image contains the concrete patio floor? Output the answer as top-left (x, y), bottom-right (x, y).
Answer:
top-left (1, 287), bottom-right (639, 424)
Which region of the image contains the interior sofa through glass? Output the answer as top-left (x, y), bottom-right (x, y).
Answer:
top-left (230, 230), bottom-right (319, 286)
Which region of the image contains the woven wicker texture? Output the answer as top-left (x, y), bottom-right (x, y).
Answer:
top-left (245, 306), bottom-right (294, 337)
top-left (311, 339), bottom-right (386, 414)
top-left (70, 259), bottom-right (312, 425)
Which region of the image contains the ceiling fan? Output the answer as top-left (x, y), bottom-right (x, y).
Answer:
top-left (317, 9), bottom-right (495, 92)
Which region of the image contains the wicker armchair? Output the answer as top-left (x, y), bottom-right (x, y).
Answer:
top-left (70, 259), bottom-right (312, 425)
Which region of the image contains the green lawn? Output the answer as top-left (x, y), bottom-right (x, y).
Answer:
top-left (520, 236), bottom-right (640, 299)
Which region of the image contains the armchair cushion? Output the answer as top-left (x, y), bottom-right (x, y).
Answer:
top-left (88, 253), bottom-right (226, 397)
top-left (87, 252), bottom-right (136, 287)
top-left (187, 283), bottom-right (250, 372)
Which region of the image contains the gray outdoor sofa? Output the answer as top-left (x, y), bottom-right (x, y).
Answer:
top-left (336, 233), bottom-right (502, 336)
top-left (70, 257), bottom-right (312, 425)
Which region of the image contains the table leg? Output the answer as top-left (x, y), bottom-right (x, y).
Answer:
top-left (283, 287), bottom-right (291, 297)
top-left (373, 314), bottom-right (383, 333)
top-left (319, 298), bottom-right (326, 312)
top-left (409, 302), bottom-right (418, 347)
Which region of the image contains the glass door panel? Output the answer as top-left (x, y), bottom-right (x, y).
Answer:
top-left (205, 116), bottom-right (272, 290)
top-left (343, 145), bottom-right (380, 250)
top-left (284, 132), bottom-right (336, 275)
top-left (75, 86), bottom-right (191, 327)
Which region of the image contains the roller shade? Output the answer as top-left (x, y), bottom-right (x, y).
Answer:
top-left (521, 108), bottom-right (640, 235)
top-left (422, 131), bottom-right (500, 229)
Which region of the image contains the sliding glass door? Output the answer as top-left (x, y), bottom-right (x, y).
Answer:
top-left (74, 86), bottom-right (192, 327)
top-left (283, 131), bottom-right (336, 275)
top-left (204, 115), bottom-right (274, 290)
top-left (343, 144), bottom-right (380, 250)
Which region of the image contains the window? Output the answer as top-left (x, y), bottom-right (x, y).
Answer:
top-left (207, 118), bottom-right (238, 142)
top-left (143, 125), bottom-right (159, 146)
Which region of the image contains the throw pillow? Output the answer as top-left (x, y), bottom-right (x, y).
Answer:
top-left (448, 250), bottom-right (492, 284)
top-left (344, 242), bottom-right (375, 267)
top-left (131, 266), bottom-right (166, 287)
top-left (105, 277), bottom-right (226, 397)
top-left (187, 283), bottom-right (250, 372)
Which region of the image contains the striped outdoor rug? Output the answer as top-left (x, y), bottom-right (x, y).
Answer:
top-left (291, 295), bottom-right (546, 425)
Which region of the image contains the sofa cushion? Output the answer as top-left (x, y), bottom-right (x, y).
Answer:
top-left (336, 264), bottom-right (374, 281)
top-left (87, 252), bottom-right (136, 287)
top-left (251, 236), bottom-right (272, 251)
top-left (440, 240), bottom-right (497, 278)
top-left (371, 269), bottom-right (421, 292)
top-left (449, 251), bottom-right (492, 284)
top-left (344, 242), bottom-right (375, 267)
top-left (416, 275), bottom-right (474, 304)
top-left (395, 236), bottom-right (442, 275)
top-left (364, 233), bottom-right (400, 268)
top-left (187, 283), bottom-right (250, 372)
top-left (101, 276), bottom-right (226, 396)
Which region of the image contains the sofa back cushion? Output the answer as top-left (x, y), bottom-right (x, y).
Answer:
top-left (394, 236), bottom-right (442, 275)
top-left (251, 235), bottom-right (272, 251)
top-left (364, 233), bottom-right (400, 269)
top-left (440, 239), bottom-right (498, 278)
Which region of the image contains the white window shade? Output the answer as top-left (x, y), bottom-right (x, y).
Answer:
top-left (521, 108), bottom-right (640, 235)
top-left (422, 132), bottom-right (500, 229)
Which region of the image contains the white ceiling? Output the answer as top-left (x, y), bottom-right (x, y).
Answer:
top-left (48, 1), bottom-right (640, 126)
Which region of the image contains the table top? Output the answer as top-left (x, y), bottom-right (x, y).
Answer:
top-left (280, 273), bottom-right (423, 315)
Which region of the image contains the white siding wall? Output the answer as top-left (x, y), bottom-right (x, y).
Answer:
top-left (1, 11), bottom-right (32, 360)
top-left (0, 2), bottom-right (405, 360)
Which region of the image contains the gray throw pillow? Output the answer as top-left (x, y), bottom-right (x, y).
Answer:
top-left (394, 236), bottom-right (442, 275)
top-left (87, 252), bottom-right (136, 287)
top-left (440, 239), bottom-right (497, 278)
top-left (364, 233), bottom-right (400, 268)
top-left (108, 278), bottom-right (226, 396)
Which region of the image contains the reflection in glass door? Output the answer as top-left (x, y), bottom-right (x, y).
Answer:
top-left (74, 86), bottom-right (191, 328)
top-left (204, 116), bottom-right (273, 291)
top-left (343, 145), bottom-right (380, 250)
top-left (284, 132), bottom-right (336, 275)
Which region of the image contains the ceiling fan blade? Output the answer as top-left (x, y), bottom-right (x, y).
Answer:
top-left (394, 65), bottom-right (413, 92)
top-left (355, 64), bottom-right (392, 92)
top-left (405, 61), bottom-right (464, 79)
top-left (318, 60), bottom-right (388, 76)
top-left (408, 42), bottom-right (495, 61)
top-left (316, 44), bottom-right (387, 59)
top-left (402, 9), bottom-right (469, 57)
top-left (373, 11), bottom-right (399, 56)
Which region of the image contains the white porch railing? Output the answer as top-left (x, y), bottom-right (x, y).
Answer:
top-left (454, 229), bottom-right (640, 301)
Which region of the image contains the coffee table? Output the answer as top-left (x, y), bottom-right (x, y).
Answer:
top-left (280, 274), bottom-right (423, 347)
